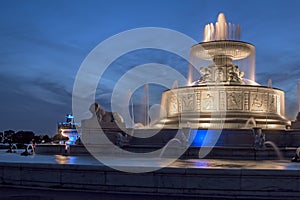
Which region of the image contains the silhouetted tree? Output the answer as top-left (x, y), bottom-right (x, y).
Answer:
top-left (0, 132), bottom-right (3, 143)
top-left (13, 131), bottom-right (35, 144)
top-left (41, 135), bottom-right (51, 143)
top-left (3, 130), bottom-right (14, 144)
top-left (33, 135), bottom-right (42, 144)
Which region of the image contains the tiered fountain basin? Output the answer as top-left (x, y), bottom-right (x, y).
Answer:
top-left (157, 84), bottom-right (290, 129)
top-left (191, 40), bottom-right (254, 60)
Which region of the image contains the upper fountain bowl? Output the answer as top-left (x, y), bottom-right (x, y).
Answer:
top-left (191, 40), bottom-right (255, 60)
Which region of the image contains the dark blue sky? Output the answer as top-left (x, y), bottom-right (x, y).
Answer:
top-left (1, 0), bottom-right (300, 135)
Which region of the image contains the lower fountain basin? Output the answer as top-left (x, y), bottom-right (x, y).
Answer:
top-left (156, 84), bottom-right (290, 129)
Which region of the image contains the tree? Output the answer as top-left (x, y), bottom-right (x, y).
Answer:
top-left (13, 131), bottom-right (35, 144)
top-left (0, 132), bottom-right (3, 143)
top-left (3, 130), bottom-right (15, 144)
top-left (41, 135), bottom-right (51, 143)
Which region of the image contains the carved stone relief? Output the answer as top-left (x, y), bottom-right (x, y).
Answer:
top-left (181, 93), bottom-right (195, 111)
top-left (227, 91), bottom-right (243, 110)
top-left (251, 92), bottom-right (264, 111)
top-left (268, 94), bottom-right (277, 113)
top-left (219, 91), bottom-right (226, 110)
top-left (201, 91), bottom-right (218, 110)
top-left (195, 90), bottom-right (201, 111)
top-left (244, 92), bottom-right (250, 110)
top-left (168, 94), bottom-right (179, 115)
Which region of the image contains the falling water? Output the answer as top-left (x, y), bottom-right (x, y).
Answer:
top-left (159, 138), bottom-right (182, 158)
top-left (188, 55), bottom-right (211, 86)
top-left (187, 62), bottom-right (202, 86)
top-left (248, 50), bottom-right (256, 82)
top-left (172, 80), bottom-right (178, 89)
top-left (187, 64), bottom-right (193, 85)
top-left (264, 141), bottom-right (284, 160)
top-left (128, 89), bottom-right (135, 128)
top-left (268, 79), bottom-right (272, 88)
top-left (202, 13), bottom-right (256, 82)
top-left (296, 147), bottom-right (300, 157)
top-left (27, 144), bottom-right (35, 154)
top-left (12, 144), bottom-right (17, 150)
top-left (244, 117), bottom-right (257, 128)
top-left (144, 84), bottom-right (150, 128)
top-left (203, 13), bottom-right (241, 42)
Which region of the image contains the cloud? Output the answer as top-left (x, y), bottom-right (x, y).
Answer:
top-left (256, 65), bottom-right (300, 120)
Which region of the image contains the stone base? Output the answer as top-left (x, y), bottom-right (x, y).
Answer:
top-left (1, 159), bottom-right (300, 199)
top-left (158, 85), bottom-right (290, 129)
top-left (35, 128), bottom-right (300, 160)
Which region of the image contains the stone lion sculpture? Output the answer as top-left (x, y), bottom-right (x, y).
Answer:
top-left (90, 103), bottom-right (124, 124)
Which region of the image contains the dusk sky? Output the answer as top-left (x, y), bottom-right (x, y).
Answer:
top-left (1, 0), bottom-right (300, 135)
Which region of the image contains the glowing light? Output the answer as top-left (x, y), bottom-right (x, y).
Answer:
top-left (60, 129), bottom-right (79, 144)
top-left (267, 124), bottom-right (277, 129)
top-left (190, 130), bottom-right (207, 146)
top-left (67, 114), bottom-right (74, 119)
top-left (201, 123), bottom-right (211, 128)
top-left (203, 13), bottom-right (240, 42)
top-left (189, 129), bottom-right (224, 147)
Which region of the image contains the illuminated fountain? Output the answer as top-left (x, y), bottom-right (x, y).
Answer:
top-left (156, 13), bottom-right (290, 130)
top-left (37, 13), bottom-right (298, 158)
top-left (25, 14), bottom-right (300, 200)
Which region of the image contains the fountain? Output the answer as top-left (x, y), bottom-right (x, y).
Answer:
top-left (264, 141), bottom-right (284, 160)
top-left (128, 89), bottom-right (135, 128)
top-left (6, 143), bottom-right (17, 153)
top-left (144, 84), bottom-right (150, 128)
top-left (244, 117), bottom-right (257, 128)
top-left (156, 13), bottom-right (290, 130)
top-left (38, 13), bottom-right (300, 160)
top-left (268, 79), bottom-right (272, 88)
top-left (8, 12), bottom-right (300, 200)
top-left (70, 13), bottom-right (300, 160)
top-left (21, 144), bottom-right (35, 156)
top-left (111, 13), bottom-right (300, 160)
top-left (172, 80), bottom-right (179, 89)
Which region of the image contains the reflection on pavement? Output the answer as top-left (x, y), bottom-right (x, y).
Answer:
top-left (1, 150), bottom-right (300, 170)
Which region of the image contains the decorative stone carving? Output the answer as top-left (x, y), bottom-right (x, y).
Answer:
top-left (251, 93), bottom-right (264, 111)
top-left (195, 89), bottom-right (201, 111)
top-left (244, 92), bottom-right (250, 110)
top-left (227, 65), bottom-right (244, 84)
top-left (219, 91), bottom-right (226, 110)
top-left (180, 93), bottom-right (195, 111)
top-left (268, 94), bottom-right (277, 112)
top-left (168, 94), bottom-right (179, 115)
top-left (198, 63), bottom-right (244, 85)
top-left (201, 91), bottom-right (218, 110)
top-left (181, 94), bottom-right (195, 111)
top-left (95, 104), bottom-right (124, 123)
top-left (158, 85), bottom-right (289, 129)
top-left (227, 91), bottom-right (243, 110)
